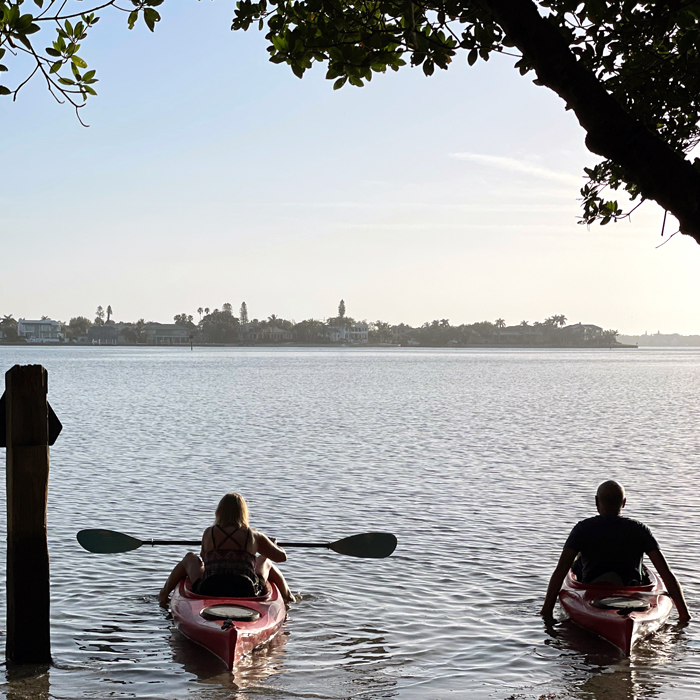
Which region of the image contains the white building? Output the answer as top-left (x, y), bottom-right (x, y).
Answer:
top-left (18, 319), bottom-right (64, 343)
top-left (328, 322), bottom-right (369, 344)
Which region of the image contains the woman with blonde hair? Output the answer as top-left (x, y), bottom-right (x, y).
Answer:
top-left (158, 492), bottom-right (295, 606)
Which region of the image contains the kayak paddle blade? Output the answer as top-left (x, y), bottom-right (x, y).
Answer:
top-left (77, 529), bottom-right (143, 554)
top-left (329, 532), bottom-right (397, 558)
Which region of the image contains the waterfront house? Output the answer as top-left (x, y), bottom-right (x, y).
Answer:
top-left (88, 325), bottom-right (120, 345)
top-left (498, 325), bottom-right (544, 345)
top-left (142, 323), bottom-right (191, 345)
top-left (328, 323), bottom-right (369, 344)
top-left (562, 323), bottom-right (603, 345)
top-left (236, 323), bottom-right (293, 343)
top-left (261, 326), bottom-right (294, 343)
top-left (17, 318), bottom-right (64, 342)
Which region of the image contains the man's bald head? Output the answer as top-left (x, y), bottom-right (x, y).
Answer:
top-left (596, 480), bottom-right (626, 514)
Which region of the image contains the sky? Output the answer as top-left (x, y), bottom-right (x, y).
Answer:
top-left (1, 2), bottom-right (699, 335)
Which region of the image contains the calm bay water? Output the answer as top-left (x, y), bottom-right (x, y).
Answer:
top-left (0, 345), bottom-right (699, 700)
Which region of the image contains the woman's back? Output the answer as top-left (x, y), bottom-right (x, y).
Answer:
top-left (198, 524), bottom-right (263, 596)
top-left (203, 524), bottom-right (255, 557)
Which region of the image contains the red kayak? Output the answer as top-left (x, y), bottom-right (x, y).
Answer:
top-left (170, 578), bottom-right (287, 669)
top-left (559, 568), bottom-right (672, 655)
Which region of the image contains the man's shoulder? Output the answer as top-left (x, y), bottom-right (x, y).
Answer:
top-left (571, 515), bottom-right (604, 530)
top-left (618, 515), bottom-right (655, 534)
top-left (571, 515), bottom-right (653, 533)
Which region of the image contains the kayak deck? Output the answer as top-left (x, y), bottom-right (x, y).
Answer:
top-left (170, 578), bottom-right (287, 670)
top-left (559, 568), bottom-right (672, 655)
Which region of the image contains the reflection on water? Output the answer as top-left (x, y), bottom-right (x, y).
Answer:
top-left (0, 346), bottom-right (699, 699)
top-left (169, 627), bottom-right (289, 691)
top-left (541, 618), bottom-right (691, 700)
top-left (1, 665), bottom-right (50, 700)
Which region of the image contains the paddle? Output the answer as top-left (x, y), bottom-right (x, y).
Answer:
top-left (77, 529), bottom-right (397, 559)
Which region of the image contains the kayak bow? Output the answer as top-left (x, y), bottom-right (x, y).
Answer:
top-left (559, 568), bottom-right (672, 655)
top-left (170, 578), bottom-right (287, 669)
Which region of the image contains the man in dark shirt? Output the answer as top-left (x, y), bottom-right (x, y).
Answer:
top-left (540, 480), bottom-right (690, 623)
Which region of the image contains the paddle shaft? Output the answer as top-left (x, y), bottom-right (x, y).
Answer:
top-left (77, 529), bottom-right (396, 557)
top-left (147, 539), bottom-right (330, 548)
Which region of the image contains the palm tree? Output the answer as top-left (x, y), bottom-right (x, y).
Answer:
top-left (197, 307), bottom-right (204, 321)
top-left (495, 318), bottom-right (505, 328)
top-left (204, 307), bottom-right (210, 315)
top-left (519, 320), bottom-right (529, 327)
top-left (106, 305), bottom-right (113, 323)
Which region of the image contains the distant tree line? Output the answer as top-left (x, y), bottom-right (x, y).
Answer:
top-left (618, 332), bottom-right (700, 347)
top-left (0, 304), bottom-right (621, 347)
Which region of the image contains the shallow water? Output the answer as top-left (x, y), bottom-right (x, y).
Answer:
top-left (0, 346), bottom-right (698, 699)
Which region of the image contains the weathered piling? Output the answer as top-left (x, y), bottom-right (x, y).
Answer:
top-left (3, 365), bottom-right (54, 664)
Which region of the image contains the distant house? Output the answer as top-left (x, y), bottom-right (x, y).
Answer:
top-left (562, 323), bottom-right (603, 345)
top-left (235, 324), bottom-right (292, 343)
top-left (142, 323), bottom-right (191, 345)
top-left (88, 325), bottom-right (119, 345)
top-left (261, 326), bottom-right (294, 343)
top-left (17, 318), bottom-right (64, 342)
top-left (328, 323), bottom-right (369, 344)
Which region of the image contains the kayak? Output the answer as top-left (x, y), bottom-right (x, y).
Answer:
top-left (559, 567), bottom-right (672, 655)
top-left (170, 578), bottom-right (287, 669)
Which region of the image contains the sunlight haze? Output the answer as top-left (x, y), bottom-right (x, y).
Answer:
top-left (1, 2), bottom-right (699, 334)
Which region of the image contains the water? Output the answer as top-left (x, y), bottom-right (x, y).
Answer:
top-left (0, 346), bottom-right (698, 700)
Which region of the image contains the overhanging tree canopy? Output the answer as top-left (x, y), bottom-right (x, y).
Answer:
top-left (3, 0), bottom-right (700, 242)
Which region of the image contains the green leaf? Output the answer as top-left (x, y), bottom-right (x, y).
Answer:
top-left (333, 76), bottom-right (347, 90)
top-left (34, 0), bottom-right (44, 6)
top-left (0, 86), bottom-right (11, 96)
top-left (128, 10), bottom-right (138, 29)
top-left (0, 65), bottom-right (7, 72)
top-left (467, 49), bottom-right (478, 66)
top-left (71, 55), bottom-right (87, 68)
top-left (143, 7), bottom-right (160, 31)
top-left (57, 77), bottom-right (75, 85)
top-left (50, 61), bottom-right (62, 73)
top-left (46, 47), bottom-right (61, 57)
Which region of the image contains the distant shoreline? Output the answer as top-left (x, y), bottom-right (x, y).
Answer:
top-left (0, 341), bottom-right (640, 349)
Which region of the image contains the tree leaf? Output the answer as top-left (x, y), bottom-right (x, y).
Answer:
top-left (143, 8), bottom-right (160, 31)
top-left (0, 86), bottom-right (11, 96)
top-left (71, 55), bottom-right (87, 68)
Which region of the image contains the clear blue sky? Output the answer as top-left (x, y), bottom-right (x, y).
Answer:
top-left (1, 2), bottom-right (699, 334)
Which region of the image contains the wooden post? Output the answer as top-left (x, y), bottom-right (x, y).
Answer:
top-left (5, 364), bottom-right (51, 664)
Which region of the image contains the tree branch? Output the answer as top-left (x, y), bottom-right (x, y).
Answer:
top-left (485, 0), bottom-right (700, 244)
